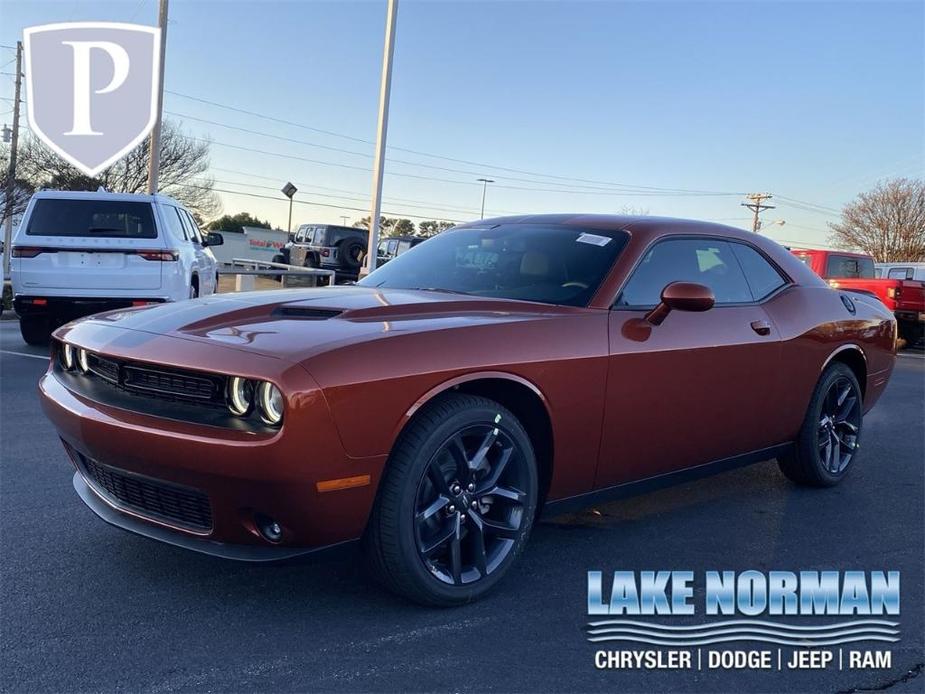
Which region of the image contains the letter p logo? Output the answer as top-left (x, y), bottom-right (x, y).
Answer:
top-left (24, 22), bottom-right (160, 176)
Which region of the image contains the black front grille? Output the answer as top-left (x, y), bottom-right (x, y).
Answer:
top-left (123, 366), bottom-right (217, 400)
top-left (79, 456), bottom-right (213, 532)
top-left (88, 353), bottom-right (119, 383)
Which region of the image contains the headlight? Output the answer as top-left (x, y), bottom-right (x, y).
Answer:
top-left (226, 376), bottom-right (254, 416)
top-left (61, 343), bottom-right (75, 370)
top-left (257, 381), bottom-right (284, 425)
top-left (77, 348), bottom-right (90, 373)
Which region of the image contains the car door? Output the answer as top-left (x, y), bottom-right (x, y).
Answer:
top-left (596, 236), bottom-right (785, 488)
top-left (289, 227), bottom-right (307, 266)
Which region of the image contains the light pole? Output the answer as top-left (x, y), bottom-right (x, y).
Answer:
top-left (281, 182), bottom-right (297, 232)
top-left (757, 219), bottom-right (785, 233)
top-left (364, 0), bottom-right (399, 275)
top-left (147, 0), bottom-right (169, 193)
top-left (477, 178), bottom-right (494, 219)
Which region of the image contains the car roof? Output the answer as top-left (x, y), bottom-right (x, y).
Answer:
top-left (454, 213), bottom-right (770, 243)
top-left (30, 189), bottom-right (182, 206)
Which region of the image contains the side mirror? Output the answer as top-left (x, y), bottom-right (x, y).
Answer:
top-left (645, 281), bottom-right (715, 326)
top-left (204, 232), bottom-right (224, 247)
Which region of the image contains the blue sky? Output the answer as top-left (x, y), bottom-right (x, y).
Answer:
top-left (1, 0), bottom-right (923, 248)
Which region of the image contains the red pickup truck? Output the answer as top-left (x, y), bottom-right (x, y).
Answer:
top-left (792, 248), bottom-right (925, 345)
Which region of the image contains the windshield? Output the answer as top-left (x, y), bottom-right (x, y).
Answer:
top-left (26, 199), bottom-right (157, 239)
top-left (359, 224), bottom-right (628, 307)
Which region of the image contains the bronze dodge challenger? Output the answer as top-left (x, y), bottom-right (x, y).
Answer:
top-left (40, 215), bottom-right (896, 605)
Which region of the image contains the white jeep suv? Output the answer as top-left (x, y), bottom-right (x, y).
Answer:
top-left (11, 190), bottom-right (222, 345)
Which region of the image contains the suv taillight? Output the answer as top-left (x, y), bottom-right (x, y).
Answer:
top-left (137, 250), bottom-right (178, 261)
top-left (321, 248), bottom-right (330, 257)
top-left (11, 246), bottom-right (47, 258)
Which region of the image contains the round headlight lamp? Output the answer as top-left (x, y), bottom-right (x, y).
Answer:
top-left (257, 381), bottom-right (284, 425)
top-left (77, 348), bottom-right (90, 373)
top-left (227, 376), bottom-right (254, 416)
top-left (61, 343), bottom-right (75, 370)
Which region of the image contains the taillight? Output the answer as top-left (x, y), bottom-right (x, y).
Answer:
top-left (137, 250), bottom-right (178, 261)
top-left (11, 246), bottom-right (47, 258)
top-left (887, 287), bottom-right (900, 300)
top-left (320, 248), bottom-right (330, 257)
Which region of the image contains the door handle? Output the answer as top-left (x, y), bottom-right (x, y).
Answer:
top-left (750, 320), bottom-right (772, 336)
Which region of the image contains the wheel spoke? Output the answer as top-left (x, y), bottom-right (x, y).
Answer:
top-left (417, 495), bottom-right (449, 524)
top-left (467, 513), bottom-right (489, 576)
top-left (469, 427), bottom-right (499, 473)
top-left (447, 435), bottom-right (471, 479)
top-left (836, 395), bottom-right (858, 422)
top-left (830, 434), bottom-right (841, 473)
top-left (449, 528), bottom-right (463, 584)
top-left (470, 510), bottom-right (519, 540)
top-left (426, 458), bottom-right (452, 496)
top-left (476, 445), bottom-right (514, 493)
top-left (481, 485), bottom-right (525, 506)
top-left (421, 518), bottom-right (456, 555)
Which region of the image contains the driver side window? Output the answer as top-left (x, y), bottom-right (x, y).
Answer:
top-left (617, 238), bottom-right (752, 307)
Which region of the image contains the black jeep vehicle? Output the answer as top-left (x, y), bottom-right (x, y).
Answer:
top-left (275, 224), bottom-right (368, 281)
top-left (377, 235), bottom-right (427, 266)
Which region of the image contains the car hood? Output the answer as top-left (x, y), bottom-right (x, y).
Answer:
top-left (83, 286), bottom-right (586, 363)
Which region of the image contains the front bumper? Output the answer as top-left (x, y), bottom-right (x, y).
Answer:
top-left (39, 344), bottom-right (386, 559)
top-left (72, 473), bottom-right (322, 561)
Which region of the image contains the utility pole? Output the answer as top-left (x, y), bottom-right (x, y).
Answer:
top-left (363, 0), bottom-right (398, 276)
top-left (146, 0), bottom-right (169, 194)
top-left (477, 178), bottom-right (494, 219)
top-left (340, 215), bottom-right (350, 226)
top-left (741, 193), bottom-right (775, 232)
top-left (3, 41), bottom-right (23, 280)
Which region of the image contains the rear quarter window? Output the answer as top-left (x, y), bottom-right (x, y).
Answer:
top-left (26, 199), bottom-right (157, 238)
top-left (826, 254), bottom-right (874, 279)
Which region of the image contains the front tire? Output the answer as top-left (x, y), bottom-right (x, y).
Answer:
top-left (365, 393), bottom-right (538, 606)
top-left (778, 362), bottom-right (863, 487)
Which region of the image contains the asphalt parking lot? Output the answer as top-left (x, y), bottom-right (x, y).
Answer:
top-left (1, 318), bottom-right (922, 693)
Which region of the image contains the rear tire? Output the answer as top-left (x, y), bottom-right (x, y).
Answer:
top-left (778, 362), bottom-right (863, 487)
top-left (20, 315), bottom-right (51, 346)
top-left (365, 393), bottom-right (538, 606)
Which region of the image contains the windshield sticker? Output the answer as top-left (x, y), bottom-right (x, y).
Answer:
top-left (576, 233), bottom-right (612, 247)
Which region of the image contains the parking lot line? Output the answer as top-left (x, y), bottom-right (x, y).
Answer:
top-left (0, 350), bottom-right (49, 361)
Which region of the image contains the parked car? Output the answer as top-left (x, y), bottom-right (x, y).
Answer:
top-left (11, 190), bottom-right (223, 345)
top-left (875, 262), bottom-right (925, 282)
top-left (40, 215), bottom-right (895, 606)
top-left (792, 248), bottom-right (924, 345)
top-left (377, 235), bottom-right (427, 265)
top-left (278, 223), bottom-right (368, 281)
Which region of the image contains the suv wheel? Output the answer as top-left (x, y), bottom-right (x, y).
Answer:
top-left (778, 361), bottom-right (863, 486)
top-left (20, 315), bottom-right (51, 346)
top-left (365, 393), bottom-right (538, 606)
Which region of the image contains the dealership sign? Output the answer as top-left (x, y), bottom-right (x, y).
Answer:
top-left (586, 570), bottom-right (900, 673)
top-left (23, 22), bottom-right (161, 177)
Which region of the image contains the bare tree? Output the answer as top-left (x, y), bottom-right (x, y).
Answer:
top-left (0, 145), bottom-right (34, 227)
top-left (828, 178), bottom-right (925, 262)
top-left (17, 120), bottom-right (221, 219)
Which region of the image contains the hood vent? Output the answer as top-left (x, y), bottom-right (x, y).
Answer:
top-left (273, 305), bottom-right (343, 320)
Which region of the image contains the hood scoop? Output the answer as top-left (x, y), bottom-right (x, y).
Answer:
top-left (272, 305), bottom-right (343, 320)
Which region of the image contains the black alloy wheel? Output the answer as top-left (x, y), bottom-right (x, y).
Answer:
top-left (778, 361), bottom-right (863, 487)
top-left (414, 423), bottom-right (529, 586)
top-left (365, 393), bottom-right (538, 606)
top-left (816, 375), bottom-right (862, 474)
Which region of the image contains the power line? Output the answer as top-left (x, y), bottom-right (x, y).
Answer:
top-left (172, 110), bottom-right (742, 196)
top-left (165, 90), bottom-right (744, 196)
top-left (187, 182), bottom-right (467, 223)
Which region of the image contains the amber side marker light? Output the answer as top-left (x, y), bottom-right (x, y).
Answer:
top-left (316, 475), bottom-right (371, 493)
